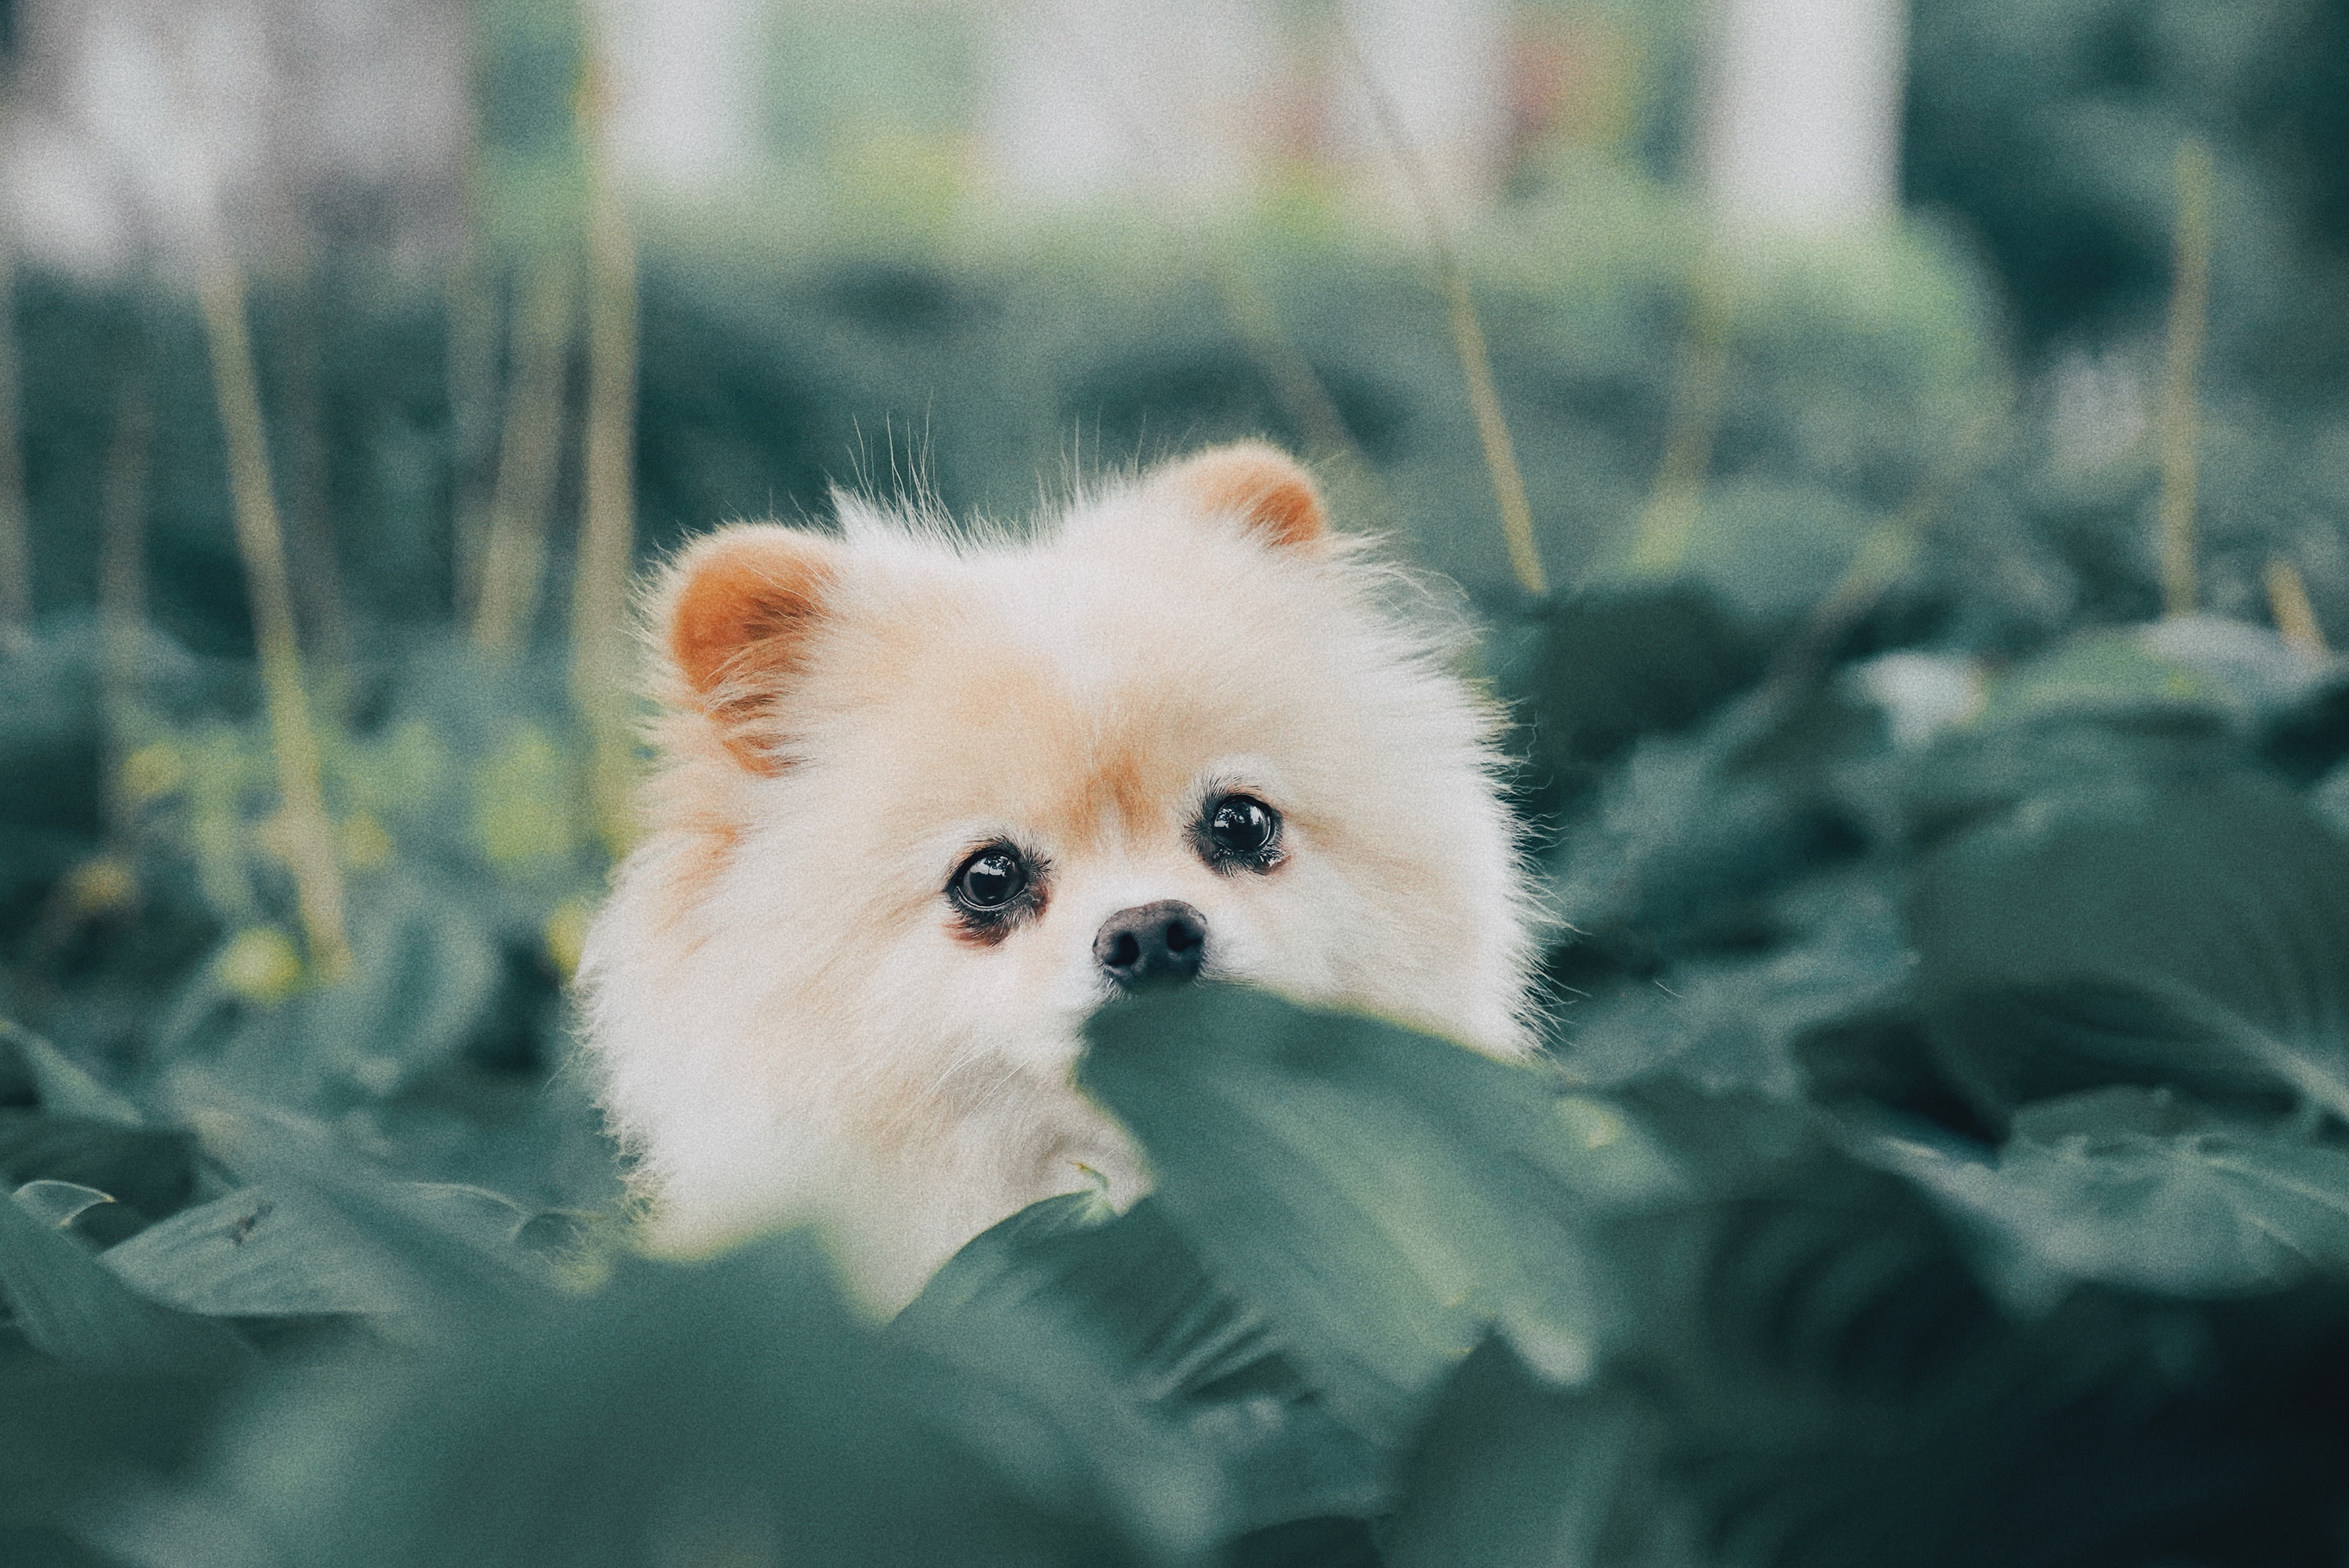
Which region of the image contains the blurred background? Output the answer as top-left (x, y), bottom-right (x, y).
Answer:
top-left (10, 5), bottom-right (2349, 1565)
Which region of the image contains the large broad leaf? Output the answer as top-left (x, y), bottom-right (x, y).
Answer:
top-left (0, 1184), bottom-right (251, 1375)
top-left (1383, 1337), bottom-right (1685, 1568)
top-left (1909, 770), bottom-right (2349, 1125)
top-left (1542, 684), bottom-right (1885, 988)
top-left (167, 1098), bottom-right (559, 1327)
top-left (894, 1195), bottom-right (1245, 1559)
top-left (101, 1186), bottom-right (513, 1320)
top-left (1854, 1088), bottom-right (2349, 1305)
top-left (901, 1191), bottom-right (1382, 1549)
top-left (1558, 868), bottom-right (1912, 1101)
top-left (1079, 988), bottom-right (1680, 1442)
top-left (2314, 759), bottom-right (2349, 842)
top-left (0, 1333), bottom-right (243, 1552)
top-left (96, 1233), bottom-right (1155, 1568)
top-left (1510, 583), bottom-right (1766, 808)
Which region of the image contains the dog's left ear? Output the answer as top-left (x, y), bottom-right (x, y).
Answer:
top-left (1152, 442), bottom-right (1327, 550)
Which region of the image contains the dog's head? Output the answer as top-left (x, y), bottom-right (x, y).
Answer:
top-left (586, 443), bottom-right (1533, 1269)
top-left (634, 442), bottom-right (1525, 1072)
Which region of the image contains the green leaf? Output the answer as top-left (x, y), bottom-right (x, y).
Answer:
top-left (0, 1114), bottom-right (197, 1221)
top-left (902, 1192), bottom-right (1381, 1545)
top-left (1559, 870), bottom-right (1911, 1100)
top-left (226, 873), bottom-right (505, 1105)
top-left (2314, 759), bottom-right (2349, 842)
top-left (101, 1188), bottom-right (415, 1319)
top-left (97, 1233), bottom-right (1152, 1568)
top-left (1856, 1088), bottom-right (2349, 1304)
top-left (1510, 583), bottom-right (1766, 804)
top-left (896, 1197), bottom-right (1235, 1557)
top-left (1079, 989), bottom-right (1674, 1441)
top-left (1974, 627), bottom-right (2228, 729)
top-left (1910, 771), bottom-right (2349, 1124)
top-left (0, 1020), bottom-right (143, 1126)
top-left (13, 1180), bottom-right (114, 1230)
top-left (0, 1182), bottom-right (252, 1374)
top-left (0, 1335), bottom-right (243, 1544)
top-left (177, 1099), bottom-right (558, 1323)
top-left (1384, 1338), bottom-right (1677, 1568)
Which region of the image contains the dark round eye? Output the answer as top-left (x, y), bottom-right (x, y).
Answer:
top-left (1204, 794), bottom-right (1281, 867)
top-left (952, 848), bottom-right (1027, 912)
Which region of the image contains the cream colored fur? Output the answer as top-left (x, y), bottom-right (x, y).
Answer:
top-left (576, 445), bottom-right (1537, 1308)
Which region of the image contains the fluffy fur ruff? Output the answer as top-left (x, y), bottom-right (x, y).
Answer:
top-left (576, 442), bottom-right (1538, 1307)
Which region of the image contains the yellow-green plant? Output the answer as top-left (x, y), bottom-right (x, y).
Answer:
top-left (197, 265), bottom-right (352, 981)
top-left (2159, 137), bottom-right (2213, 618)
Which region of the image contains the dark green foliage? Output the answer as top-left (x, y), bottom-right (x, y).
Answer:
top-left (1907, 0), bottom-right (2349, 365)
top-left (8, 60), bottom-right (2349, 1558)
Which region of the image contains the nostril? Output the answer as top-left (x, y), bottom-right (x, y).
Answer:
top-left (1108, 930), bottom-right (1141, 969)
top-left (1164, 917), bottom-right (1202, 956)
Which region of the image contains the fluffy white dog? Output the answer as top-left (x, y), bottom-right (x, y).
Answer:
top-left (577, 442), bottom-right (1536, 1306)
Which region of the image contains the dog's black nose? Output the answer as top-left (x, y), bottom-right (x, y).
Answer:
top-left (1094, 900), bottom-right (1208, 990)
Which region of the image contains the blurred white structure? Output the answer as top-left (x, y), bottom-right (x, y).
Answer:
top-left (2, 0), bottom-right (471, 277)
top-left (976, 0), bottom-right (1283, 204)
top-left (1700, 0), bottom-right (1907, 232)
top-left (1323, 0), bottom-right (1513, 216)
top-left (597, 0), bottom-right (768, 191)
top-left (975, 0), bottom-right (1512, 209)
top-left (0, 0), bottom-right (1918, 264)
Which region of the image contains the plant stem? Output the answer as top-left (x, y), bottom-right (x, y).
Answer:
top-left (272, 267), bottom-right (351, 684)
top-left (198, 265), bottom-right (352, 981)
top-left (447, 248), bottom-right (503, 620)
top-left (471, 255), bottom-right (576, 654)
top-left (1214, 269), bottom-right (1363, 471)
top-left (1335, 18), bottom-right (1547, 597)
top-left (2159, 138), bottom-right (2213, 619)
top-left (572, 173), bottom-right (640, 855)
top-left (0, 245), bottom-right (31, 648)
top-left (1632, 259), bottom-right (1732, 574)
top-left (98, 364), bottom-right (155, 846)
top-left (2265, 558), bottom-right (2328, 658)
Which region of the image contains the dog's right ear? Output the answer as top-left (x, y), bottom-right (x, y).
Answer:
top-left (658, 524), bottom-right (843, 774)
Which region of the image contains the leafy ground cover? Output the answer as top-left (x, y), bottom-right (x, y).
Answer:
top-left (5, 121), bottom-right (2349, 1567)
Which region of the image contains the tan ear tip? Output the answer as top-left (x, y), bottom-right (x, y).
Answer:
top-left (1160, 441), bottom-right (1328, 549)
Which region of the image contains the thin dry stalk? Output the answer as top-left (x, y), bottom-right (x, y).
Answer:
top-left (1334, 19), bottom-right (1547, 597)
top-left (1632, 260), bottom-right (1733, 573)
top-left (1214, 269), bottom-right (1367, 469)
top-left (0, 245), bottom-right (31, 646)
top-left (1045, 18), bottom-right (1377, 500)
top-left (198, 265), bottom-right (352, 980)
top-left (2159, 138), bottom-right (2213, 618)
top-left (1763, 403), bottom-right (2003, 693)
top-left (471, 256), bottom-right (576, 653)
top-left (2265, 558), bottom-right (2328, 658)
top-left (98, 367), bottom-right (155, 844)
top-left (447, 250), bottom-right (503, 618)
top-left (272, 271), bottom-right (350, 679)
top-left (571, 177), bottom-right (641, 855)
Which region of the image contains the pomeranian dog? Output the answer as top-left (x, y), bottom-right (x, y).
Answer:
top-left (577, 442), bottom-right (1536, 1306)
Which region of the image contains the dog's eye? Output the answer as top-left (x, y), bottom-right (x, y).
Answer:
top-left (1200, 794), bottom-right (1282, 871)
top-left (951, 847), bottom-right (1028, 912)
